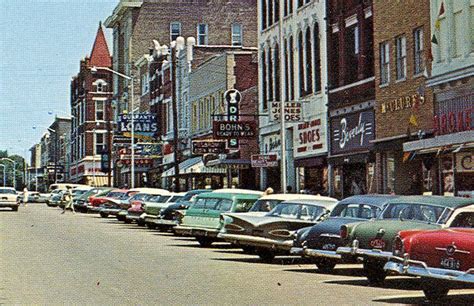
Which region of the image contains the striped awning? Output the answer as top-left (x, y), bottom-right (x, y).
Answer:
top-left (161, 157), bottom-right (226, 178)
top-left (88, 176), bottom-right (109, 187)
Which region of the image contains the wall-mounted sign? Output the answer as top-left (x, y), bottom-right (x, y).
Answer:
top-left (457, 153), bottom-right (473, 173)
top-left (270, 101), bottom-right (302, 122)
top-left (225, 89), bottom-right (241, 148)
top-left (213, 121), bottom-right (257, 139)
top-left (331, 110), bottom-right (375, 154)
top-left (380, 93), bottom-right (425, 114)
top-left (136, 143), bottom-right (163, 157)
top-left (293, 115), bottom-right (327, 158)
top-left (118, 113), bottom-right (158, 141)
top-left (262, 133), bottom-right (281, 159)
top-left (433, 94), bottom-right (473, 136)
top-left (251, 154), bottom-right (278, 168)
top-left (100, 152), bottom-right (110, 172)
top-left (192, 140), bottom-right (226, 155)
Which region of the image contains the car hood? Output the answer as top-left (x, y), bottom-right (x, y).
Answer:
top-left (224, 213), bottom-right (319, 231)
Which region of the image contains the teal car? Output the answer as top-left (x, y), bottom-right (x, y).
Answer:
top-left (174, 192), bottom-right (261, 247)
top-left (336, 196), bottom-right (474, 284)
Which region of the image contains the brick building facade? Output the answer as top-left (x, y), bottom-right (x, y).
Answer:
top-left (326, 0), bottom-right (375, 199)
top-left (70, 24), bottom-right (114, 186)
top-left (373, 0), bottom-right (433, 195)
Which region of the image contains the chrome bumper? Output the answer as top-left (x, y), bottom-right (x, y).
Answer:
top-left (217, 233), bottom-right (293, 250)
top-left (126, 214), bottom-right (141, 221)
top-left (290, 247), bottom-right (304, 255)
top-left (336, 240), bottom-right (392, 260)
top-left (87, 206), bottom-right (101, 212)
top-left (153, 218), bottom-right (179, 226)
top-left (174, 226), bottom-right (219, 238)
top-left (304, 248), bottom-right (342, 260)
top-left (100, 208), bottom-right (121, 215)
top-left (384, 258), bottom-right (474, 284)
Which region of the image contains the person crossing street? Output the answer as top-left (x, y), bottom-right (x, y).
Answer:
top-left (22, 187), bottom-right (29, 207)
top-left (61, 187), bottom-right (75, 214)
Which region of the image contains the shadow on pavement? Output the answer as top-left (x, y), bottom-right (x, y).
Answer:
top-left (168, 243), bottom-right (238, 249)
top-left (210, 256), bottom-right (308, 265)
top-left (372, 293), bottom-right (474, 305)
top-left (323, 277), bottom-right (423, 290)
top-left (284, 266), bottom-right (366, 277)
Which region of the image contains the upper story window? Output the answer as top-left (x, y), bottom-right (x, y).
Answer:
top-left (395, 35), bottom-right (406, 80)
top-left (197, 24), bottom-right (208, 45)
top-left (232, 24), bottom-right (242, 46)
top-left (95, 100), bottom-right (105, 121)
top-left (261, 0), bottom-right (267, 30)
top-left (298, 0), bottom-right (304, 8)
top-left (170, 22), bottom-right (181, 42)
top-left (93, 79), bottom-right (107, 93)
top-left (95, 133), bottom-right (105, 155)
top-left (141, 74), bottom-right (149, 94)
top-left (380, 41), bottom-right (390, 85)
top-left (413, 27), bottom-right (424, 75)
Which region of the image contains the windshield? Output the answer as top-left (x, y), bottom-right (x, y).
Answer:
top-left (0, 189), bottom-right (16, 194)
top-left (267, 203), bottom-right (327, 221)
top-left (168, 195), bottom-right (184, 203)
top-left (148, 195), bottom-right (171, 203)
top-left (330, 203), bottom-right (381, 219)
top-left (106, 192), bottom-right (127, 199)
top-left (235, 199), bottom-right (258, 212)
top-left (130, 193), bottom-right (152, 201)
top-left (249, 199), bottom-right (281, 212)
top-left (382, 203), bottom-right (446, 223)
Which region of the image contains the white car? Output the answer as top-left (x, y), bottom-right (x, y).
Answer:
top-left (0, 187), bottom-right (19, 211)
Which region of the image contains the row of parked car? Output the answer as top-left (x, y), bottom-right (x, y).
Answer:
top-left (49, 186), bottom-right (474, 301)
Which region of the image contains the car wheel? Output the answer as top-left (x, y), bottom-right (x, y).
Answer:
top-left (137, 220), bottom-right (145, 227)
top-left (124, 219), bottom-right (132, 224)
top-left (421, 279), bottom-right (449, 300)
top-left (256, 248), bottom-right (275, 263)
top-left (314, 258), bottom-right (337, 273)
top-left (147, 223), bottom-right (157, 230)
top-left (363, 259), bottom-right (387, 285)
top-left (99, 212), bottom-right (109, 218)
top-left (117, 215), bottom-right (125, 221)
top-left (242, 246), bottom-right (256, 254)
top-left (196, 237), bottom-right (214, 247)
top-left (12, 206), bottom-right (19, 211)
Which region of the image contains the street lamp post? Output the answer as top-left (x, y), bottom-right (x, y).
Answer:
top-left (0, 164), bottom-right (6, 187)
top-left (1, 158), bottom-right (16, 189)
top-left (91, 66), bottom-right (135, 188)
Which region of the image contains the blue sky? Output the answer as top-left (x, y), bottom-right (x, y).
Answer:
top-left (0, 0), bottom-right (116, 159)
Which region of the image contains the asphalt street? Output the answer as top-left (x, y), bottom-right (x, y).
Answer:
top-left (1, 204), bottom-right (473, 305)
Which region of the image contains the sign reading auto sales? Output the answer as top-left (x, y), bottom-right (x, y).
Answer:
top-left (331, 110), bottom-right (375, 154)
top-left (293, 115), bottom-right (327, 158)
top-left (213, 121), bottom-right (257, 139)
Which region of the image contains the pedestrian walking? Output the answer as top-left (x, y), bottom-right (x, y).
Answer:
top-left (61, 187), bottom-right (75, 214)
top-left (22, 187), bottom-right (29, 207)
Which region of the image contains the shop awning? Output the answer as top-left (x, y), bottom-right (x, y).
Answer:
top-left (89, 176), bottom-right (109, 187)
top-left (161, 157), bottom-right (226, 178)
top-left (403, 130), bottom-right (474, 153)
top-left (206, 159), bottom-right (251, 169)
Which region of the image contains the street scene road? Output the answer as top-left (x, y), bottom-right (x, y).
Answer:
top-left (2, 204), bottom-right (473, 305)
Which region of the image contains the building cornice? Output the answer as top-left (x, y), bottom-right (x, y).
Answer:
top-left (104, 0), bottom-right (143, 28)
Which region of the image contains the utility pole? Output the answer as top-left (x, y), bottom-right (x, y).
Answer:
top-left (278, 0), bottom-right (287, 193)
top-left (171, 45), bottom-right (180, 192)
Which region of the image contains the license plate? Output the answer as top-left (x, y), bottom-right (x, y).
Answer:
top-left (440, 257), bottom-right (460, 270)
top-left (322, 243), bottom-right (336, 250)
top-left (369, 238), bottom-right (386, 249)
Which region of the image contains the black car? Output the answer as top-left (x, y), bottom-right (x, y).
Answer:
top-left (290, 195), bottom-right (398, 272)
top-left (153, 189), bottom-right (210, 231)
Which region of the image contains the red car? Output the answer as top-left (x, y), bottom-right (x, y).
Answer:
top-left (87, 189), bottom-right (129, 213)
top-left (385, 206), bottom-right (474, 300)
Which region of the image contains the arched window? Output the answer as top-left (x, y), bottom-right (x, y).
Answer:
top-left (305, 27), bottom-right (313, 94)
top-left (313, 23), bottom-right (321, 93)
top-left (261, 50), bottom-right (268, 110)
top-left (298, 31), bottom-right (304, 97)
top-left (274, 43), bottom-right (280, 101)
top-left (289, 36), bottom-right (294, 101)
top-left (261, 0), bottom-right (267, 30)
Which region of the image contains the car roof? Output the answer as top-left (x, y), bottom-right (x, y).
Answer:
top-left (197, 192), bottom-right (261, 200)
top-left (129, 188), bottom-right (171, 195)
top-left (212, 188), bottom-right (263, 195)
top-left (0, 187), bottom-right (15, 190)
top-left (258, 193), bottom-right (335, 201)
top-left (280, 198), bottom-right (338, 209)
top-left (338, 194), bottom-right (401, 207)
top-left (385, 195), bottom-right (474, 208)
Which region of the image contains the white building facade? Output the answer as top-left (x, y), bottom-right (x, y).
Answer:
top-left (258, 0), bottom-right (329, 193)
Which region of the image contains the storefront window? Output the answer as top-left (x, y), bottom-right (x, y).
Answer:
top-left (384, 153), bottom-right (395, 194)
top-left (366, 163), bottom-right (376, 194)
top-left (333, 166), bottom-right (343, 199)
top-left (442, 155), bottom-right (454, 196)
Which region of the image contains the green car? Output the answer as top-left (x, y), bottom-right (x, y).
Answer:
top-left (173, 192), bottom-right (261, 247)
top-left (336, 195), bottom-right (474, 284)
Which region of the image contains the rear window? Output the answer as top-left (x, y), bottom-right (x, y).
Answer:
top-left (331, 203), bottom-right (381, 219)
top-left (217, 199), bottom-right (233, 212)
top-left (0, 189), bottom-right (16, 194)
top-left (107, 192), bottom-right (126, 199)
top-left (382, 203), bottom-right (445, 223)
top-left (249, 199), bottom-right (281, 212)
top-left (450, 212), bottom-right (474, 228)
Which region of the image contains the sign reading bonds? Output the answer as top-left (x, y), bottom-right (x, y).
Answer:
top-left (251, 154), bottom-right (278, 168)
top-left (213, 121), bottom-right (257, 139)
top-left (192, 140), bottom-right (226, 155)
top-left (225, 89), bottom-right (241, 148)
top-left (118, 113), bottom-right (158, 140)
top-left (270, 101), bottom-right (303, 122)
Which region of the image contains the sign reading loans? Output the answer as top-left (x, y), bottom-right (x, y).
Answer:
top-left (251, 154), bottom-right (278, 168)
top-left (119, 113), bottom-right (158, 141)
top-left (293, 115), bottom-right (327, 158)
top-left (213, 121), bottom-right (257, 139)
top-left (331, 110), bottom-right (374, 154)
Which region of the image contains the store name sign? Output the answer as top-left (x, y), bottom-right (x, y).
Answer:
top-left (457, 153), bottom-right (473, 173)
top-left (270, 101), bottom-right (302, 122)
top-left (119, 113), bottom-right (158, 140)
top-left (213, 121), bottom-right (257, 139)
top-left (294, 116), bottom-right (326, 158)
top-left (380, 93), bottom-right (424, 114)
top-left (251, 154), bottom-right (278, 168)
top-left (331, 110), bottom-right (374, 154)
top-left (433, 108), bottom-right (472, 136)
